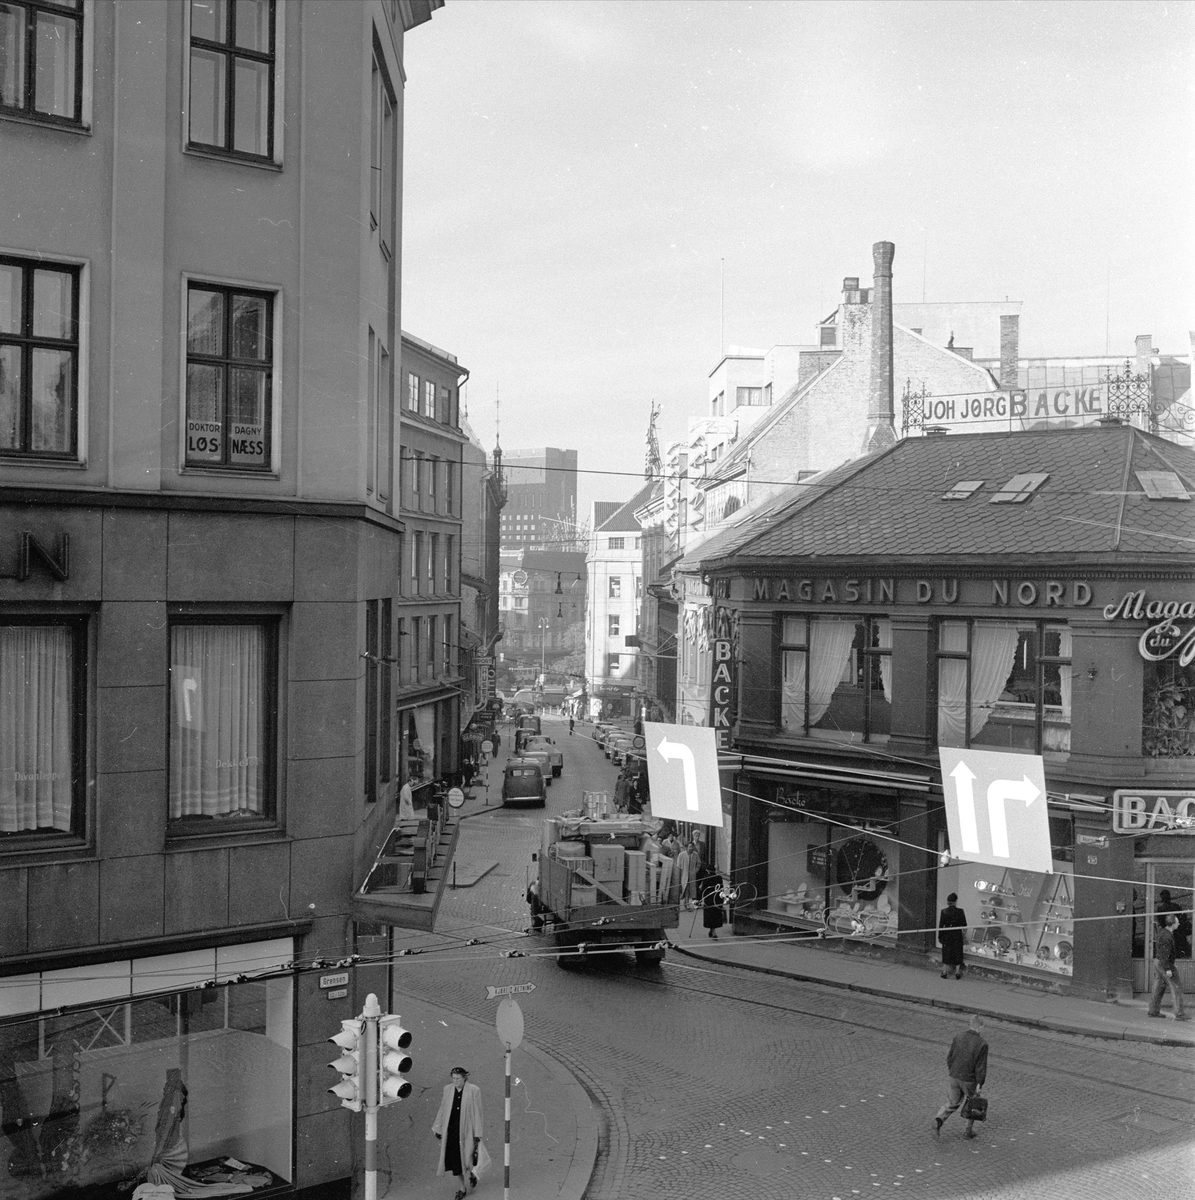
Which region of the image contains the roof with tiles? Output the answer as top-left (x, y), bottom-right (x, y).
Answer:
top-left (598, 480), bottom-right (658, 533)
top-left (592, 501), bottom-right (622, 528)
top-left (682, 424), bottom-right (1195, 570)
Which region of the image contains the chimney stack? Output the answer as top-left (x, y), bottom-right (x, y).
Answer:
top-left (1135, 334), bottom-right (1156, 377)
top-left (999, 315), bottom-right (1020, 389)
top-left (865, 241), bottom-right (896, 453)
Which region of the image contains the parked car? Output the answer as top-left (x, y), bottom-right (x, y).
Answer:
top-left (501, 759), bottom-right (547, 808)
top-left (523, 735), bottom-right (563, 777)
top-left (518, 746), bottom-right (554, 784)
top-left (608, 734), bottom-right (635, 765)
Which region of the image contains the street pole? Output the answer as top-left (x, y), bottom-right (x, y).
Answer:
top-left (504, 1045), bottom-right (512, 1200)
top-left (362, 992), bottom-right (381, 1200)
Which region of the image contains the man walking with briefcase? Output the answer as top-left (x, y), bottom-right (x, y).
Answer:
top-left (933, 1015), bottom-right (988, 1140)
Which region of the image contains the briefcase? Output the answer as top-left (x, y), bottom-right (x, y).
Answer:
top-left (961, 1094), bottom-right (988, 1122)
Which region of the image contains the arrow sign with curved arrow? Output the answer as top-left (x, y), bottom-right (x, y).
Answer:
top-left (644, 723), bottom-right (724, 827)
top-left (939, 747), bottom-right (1052, 874)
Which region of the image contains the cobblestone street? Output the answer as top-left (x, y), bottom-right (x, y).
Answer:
top-left (392, 720), bottom-right (1195, 1200)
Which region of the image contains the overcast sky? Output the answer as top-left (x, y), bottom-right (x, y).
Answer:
top-left (401, 0), bottom-right (1195, 517)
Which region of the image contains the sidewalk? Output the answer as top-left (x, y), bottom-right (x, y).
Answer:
top-left (378, 993), bottom-right (595, 1200)
top-left (669, 907), bottom-right (1195, 1048)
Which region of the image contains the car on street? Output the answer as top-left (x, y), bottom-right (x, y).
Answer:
top-left (518, 746), bottom-right (554, 784)
top-left (500, 759), bottom-right (547, 808)
top-left (608, 733), bottom-right (635, 765)
top-left (522, 735), bottom-right (563, 777)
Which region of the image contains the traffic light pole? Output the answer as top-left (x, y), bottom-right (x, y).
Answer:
top-left (361, 993), bottom-right (381, 1200)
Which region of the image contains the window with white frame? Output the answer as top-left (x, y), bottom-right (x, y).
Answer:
top-left (406, 372), bottom-right (419, 410)
top-left (369, 54), bottom-right (395, 256)
top-left (608, 577), bottom-right (621, 599)
top-left (0, 617), bottom-right (86, 841)
top-left (185, 283), bottom-right (273, 470)
top-left (0, 256), bottom-right (81, 458)
top-left (188, 0), bottom-right (278, 160)
top-left (608, 615), bottom-right (619, 638)
top-left (422, 378), bottom-right (435, 418)
top-left (608, 537), bottom-right (624, 550)
top-left (0, 0), bottom-right (86, 126)
top-left (168, 619), bottom-right (277, 831)
top-left (937, 619), bottom-right (1071, 754)
top-left (607, 653), bottom-right (620, 673)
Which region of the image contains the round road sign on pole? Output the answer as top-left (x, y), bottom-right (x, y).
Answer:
top-left (447, 787), bottom-right (465, 810)
top-left (495, 997), bottom-right (523, 1051)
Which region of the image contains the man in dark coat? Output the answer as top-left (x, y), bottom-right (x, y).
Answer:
top-left (1148, 914), bottom-right (1190, 1020)
top-left (933, 1015), bottom-right (988, 1140)
top-left (938, 892), bottom-right (968, 979)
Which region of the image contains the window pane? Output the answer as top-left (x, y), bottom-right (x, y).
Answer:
top-left (189, 48), bottom-right (226, 146)
top-left (170, 624), bottom-right (267, 819)
top-left (234, 0), bottom-right (270, 51)
top-left (33, 269), bottom-right (73, 339)
top-left (230, 293), bottom-right (268, 359)
top-left (0, 4), bottom-right (25, 109)
top-left (34, 11), bottom-right (76, 118)
top-left (187, 288), bottom-right (224, 355)
top-left (0, 625), bottom-right (74, 833)
top-left (233, 55), bottom-right (269, 155)
top-left (227, 368), bottom-right (267, 466)
top-left (782, 616), bottom-right (805, 645)
top-left (0, 262), bottom-right (20, 333)
top-left (30, 348), bottom-right (71, 451)
top-left (191, 0), bottom-right (227, 43)
top-left (0, 345), bottom-right (20, 448)
top-left (186, 363), bottom-right (224, 462)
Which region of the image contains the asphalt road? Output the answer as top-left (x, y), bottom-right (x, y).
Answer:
top-left (393, 717), bottom-right (1195, 1200)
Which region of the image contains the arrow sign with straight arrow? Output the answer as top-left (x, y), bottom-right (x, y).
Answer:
top-left (939, 748), bottom-right (1052, 874)
top-left (644, 723), bottom-right (724, 827)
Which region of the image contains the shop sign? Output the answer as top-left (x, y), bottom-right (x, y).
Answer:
top-left (917, 386), bottom-right (1106, 426)
top-left (0, 532), bottom-right (69, 582)
top-left (750, 576), bottom-right (1092, 608)
top-left (1112, 789), bottom-right (1195, 834)
top-left (1103, 591), bottom-right (1195, 666)
top-left (1075, 833), bottom-right (1109, 849)
top-left (708, 636), bottom-right (735, 749)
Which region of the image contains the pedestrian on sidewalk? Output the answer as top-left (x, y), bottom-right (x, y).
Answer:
top-left (398, 779), bottom-right (415, 822)
top-left (933, 1015), bottom-right (988, 1140)
top-left (526, 877), bottom-right (545, 932)
top-left (433, 1067), bottom-right (490, 1199)
top-left (490, 730), bottom-right (500, 759)
top-left (568, 715), bottom-right (575, 735)
top-left (697, 862), bottom-right (725, 939)
top-left (1147, 914), bottom-right (1190, 1021)
top-left (938, 892), bottom-right (968, 980)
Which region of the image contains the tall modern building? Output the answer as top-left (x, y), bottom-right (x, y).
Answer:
top-left (498, 446), bottom-right (578, 548)
top-left (0, 3), bottom-right (443, 1197)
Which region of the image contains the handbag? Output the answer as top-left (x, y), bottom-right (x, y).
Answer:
top-left (961, 1093), bottom-right (988, 1122)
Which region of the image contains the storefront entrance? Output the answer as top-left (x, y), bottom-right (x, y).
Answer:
top-left (1132, 860), bottom-right (1195, 993)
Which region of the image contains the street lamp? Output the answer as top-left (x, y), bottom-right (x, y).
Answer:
top-left (537, 617), bottom-right (549, 682)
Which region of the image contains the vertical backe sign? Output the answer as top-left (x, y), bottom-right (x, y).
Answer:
top-left (709, 637), bottom-right (735, 749)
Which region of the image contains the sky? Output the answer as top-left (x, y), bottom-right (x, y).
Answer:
top-left (400, 0), bottom-right (1195, 518)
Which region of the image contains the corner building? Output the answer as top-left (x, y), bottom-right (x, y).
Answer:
top-left (0, 2), bottom-right (442, 1197)
top-left (682, 423), bottom-right (1195, 1001)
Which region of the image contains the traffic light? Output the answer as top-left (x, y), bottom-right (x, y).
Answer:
top-left (328, 1018), bottom-right (364, 1111)
top-left (377, 1014), bottom-right (412, 1105)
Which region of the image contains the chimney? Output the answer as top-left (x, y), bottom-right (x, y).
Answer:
top-left (999, 315), bottom-right (1020, 389)
top-left (865, 241), bottom-right (896, 453)
top-left (1135, 333), bottom-right (1156, 377)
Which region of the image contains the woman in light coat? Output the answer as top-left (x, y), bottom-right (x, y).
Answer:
top-left (433, 1067), bottom-right (489, 1199)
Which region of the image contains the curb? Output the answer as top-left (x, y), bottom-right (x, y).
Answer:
top-left (671, 942), bottom-right (1195, 1048)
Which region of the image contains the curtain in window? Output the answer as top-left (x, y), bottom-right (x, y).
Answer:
top-left (170, 625), bottom-right (264, 819)
top-left (937, 620), bottom-right (970, 746)
top-left (876, 618), bottom-right (893, 702)
top-left (412, 705), bottom-right (435, 779)
top-left (0, 626), bottom-right (73, 832)
top-left (808, 618), bottom-right (856, 726)
top-left (970, 621), bottom-right (1022, 738)
top-left (1058, 628), bottom-right (1072, 719)
top-left (780, 650), bottom-right (805, 730)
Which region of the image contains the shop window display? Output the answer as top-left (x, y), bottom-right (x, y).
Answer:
top-left (0, 977), bottom-right (292, 1198)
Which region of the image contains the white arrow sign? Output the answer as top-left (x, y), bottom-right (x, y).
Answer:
top-left (656, 738), bottom-right (699, 811)
top-left (643, 723), bottom-right (724, 827)
top-left (939, 747), bottom-right (1052, 875)
top-left (485, 982), bottom-right (536, 1000)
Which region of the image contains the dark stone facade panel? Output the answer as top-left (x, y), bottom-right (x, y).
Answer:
top-left (101, 509), bottom-right (168, 601)
top-left (0, 868), bottom-right (28, 957)
top-left (28, 861), bottom-right (100, 951)
top-left (285, 756), bottom-right (357, 840)
top-left (97, 684), bottom-right (167, 775)
top-left (97, 602), bottom-right (168, 688)
top-left (164, 847), bottom-right (229, 933)
top-left (167, 513), bottom-right (295, 602)
top-left (98, 769), bottom-right (167, 858)
top-left (228, 841), bottom-right (292, 926)
top-left (289, 678), bottom-right (359, 761)
top-left (294, 1107), bottom-right (353, 1190)
top-left (289, 836), bottom-right (353, 920)
top-left (294, 519), bottom-right (361, 603)
top-left (99, 854), bottom-right (165, 942)
top-left (289, 601), bottom-right (359, 682)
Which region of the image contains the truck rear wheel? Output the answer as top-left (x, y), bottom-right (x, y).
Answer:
top-left (634, 947), bottom-right (665, 965)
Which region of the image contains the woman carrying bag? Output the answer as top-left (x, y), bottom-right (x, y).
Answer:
top-left (433, 1067), bottom-right (490, 1199)
top-left (697, 862), bottom-right (725, 939)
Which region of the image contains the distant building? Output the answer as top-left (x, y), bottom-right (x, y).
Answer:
top-left (499, 446), bottom-right (579, 548)
top-left (497, 546), bottom-right (587, 671)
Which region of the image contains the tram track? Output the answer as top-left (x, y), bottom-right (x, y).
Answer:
top-left (614, 957), bottom-right (1195, 1108)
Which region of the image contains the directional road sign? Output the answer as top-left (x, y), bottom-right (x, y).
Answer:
top-left (643, 722), bottom-right (724, 827)
top-left (938, 747), bottom-right (1053, 874)
top-left (495, 997), bottom-right (524, 1051)
top-left (485, 982), bottom-right (536, 1000)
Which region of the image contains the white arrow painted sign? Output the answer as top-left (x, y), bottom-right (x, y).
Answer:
top-left (939, 747), bottom-right (1052, 875)
top-left (643, 723), bottom-right (724, 827)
